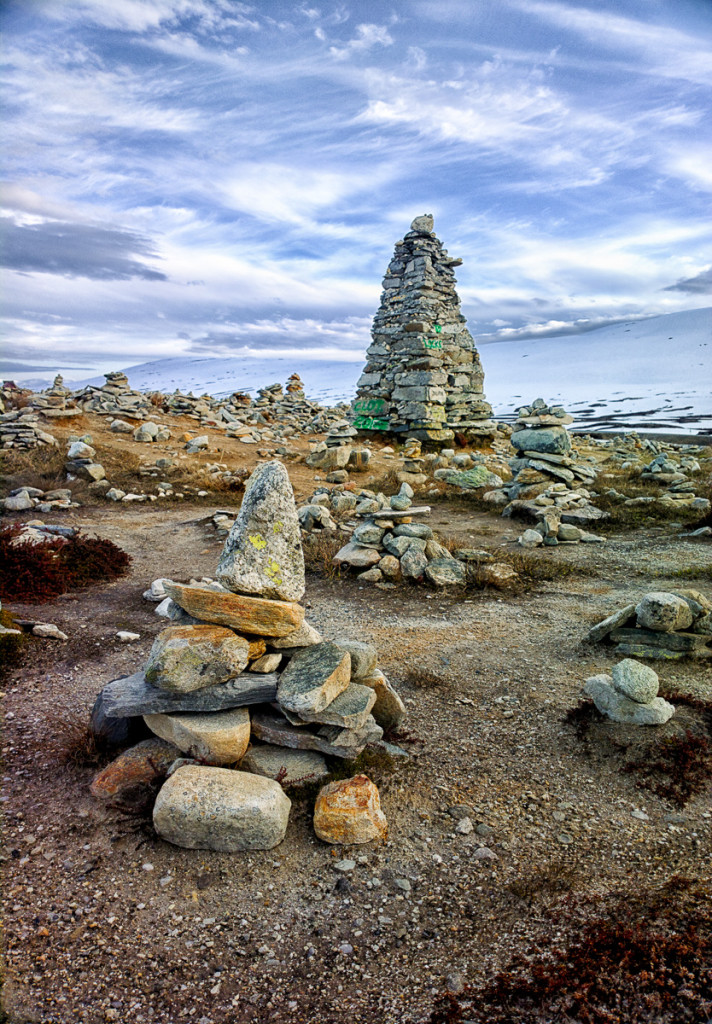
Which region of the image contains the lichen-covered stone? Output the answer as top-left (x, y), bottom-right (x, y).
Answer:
top-left (153, 765), bottom-right (291, 851)
top-left (313, 774), bottom-right (388, 844)
top-left (144, 625), bottom-right (250, 693)
top-left (217, 461), bottom-right (305, 602)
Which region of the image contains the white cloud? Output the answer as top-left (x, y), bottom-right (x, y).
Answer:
top-left (513, 0), bottom-right (712, 86)
top-left (329, 23), bottom-right (393, 60)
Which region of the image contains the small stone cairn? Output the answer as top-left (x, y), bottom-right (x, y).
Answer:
top-left (584, 658), bottom-right (675, 725)
top-left (588, 589), bottom-right (712, 660)
top-left (0, 397), bottom-right (59, 450)
top-left (90, 460), bottom-right (406, 851)
top-left (353, 214), bottom-right (495, 442)
top-left (305, 419), bottom-right (366, 479)
top-left (483, 399), bottom-right (607, 542)
top-left (305, 482), bottom-right (513, 588)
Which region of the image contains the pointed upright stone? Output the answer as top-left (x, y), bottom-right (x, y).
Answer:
top-left (353, 215), bottom-right (494, 442)
top-left (217, 461), bottom-right (305, 602)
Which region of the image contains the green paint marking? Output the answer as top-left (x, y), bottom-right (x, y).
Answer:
top-left (353, 415), bottom-right (390, 430)
top-left (423, 338), bottom-right (442, 350)
top-left (434, 324), bottom-right (442, 333)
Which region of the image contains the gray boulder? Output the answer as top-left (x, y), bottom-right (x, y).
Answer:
top-left (511, 427), bottom-right (571, 455)
top-left (636, 592), bottom-right (694, 632)
top-left (153, 765), bottom-right (291, 851)
top-left (611, 659), bottom-right (659, 704)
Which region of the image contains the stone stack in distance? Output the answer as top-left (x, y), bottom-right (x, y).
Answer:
top-left (353, 214), bottom-right (495, 442)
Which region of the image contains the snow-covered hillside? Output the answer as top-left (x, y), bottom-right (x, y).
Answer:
top-left (68, 307), bottom-right (711, 435)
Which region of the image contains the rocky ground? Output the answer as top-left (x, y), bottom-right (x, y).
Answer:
top-left (1, 412), bottom-right (712, 1024)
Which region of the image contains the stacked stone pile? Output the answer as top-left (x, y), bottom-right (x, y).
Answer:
top-left (588, 589), bottom-right (712, 659)
top-left (480, 399), bottom-right (608, 531)
top-left (90, 461), bottom-right (406, 851)
top-left (353, 214), bottom-right (495, 442)
top-left (1, 486), bottom-right (76, 513)
top-left (0, 407), bottom-right (58, 450)
top-left (584, 659), bottom-right (676, 725)
top-left (27, 375), bottom-right (80, 420)
top-left (64, 437), bottom-right (106, 488)
top-left (610, 452), bottom-right (710, 514)
top-left (74, 371), bottom-right (155, 419)
top-left (308, 482), bottom-right (513, 588)
top-left (305, 420), bottom-right (371, 480)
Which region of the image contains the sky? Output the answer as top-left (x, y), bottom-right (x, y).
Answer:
top-left (2, 0), bottom-right (711, 383)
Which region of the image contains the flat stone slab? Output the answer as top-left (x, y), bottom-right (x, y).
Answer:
top-left (277, 642), bottom-right (351, 715)
top-left (332, 640), bottom-right (379, 680)
top-left (153, 765), bottom-right (291, 851)
top-left (145, 624), bottom-right (251, 693)
top-left (144, 707), bottom-right (251, 765)
top-left (588, 604), bottom-right (637, 643)
top-left (295, 682), bottom-right (377, 729)
top-left (216, 461), bottom-right (305, 602)
top-left (251, 709), bottom-right (382, 759)
top-left (241, 745), bottom-right (329, 786)
top-left (610, 628), bottom-right (709, 652)
top-left (360, 671), bottom-right (407, 731)
top-left (100, 671), bottom-right (279, 718)
top-left (164, 581), bottom-right (304, 637)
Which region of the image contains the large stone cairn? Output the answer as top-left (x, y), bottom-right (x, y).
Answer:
top-left (354, 214), bottom-right (494, 442)
top-left (90, 460), bottom-right (406, 851)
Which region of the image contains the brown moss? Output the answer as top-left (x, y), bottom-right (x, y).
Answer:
top-left (430, 880), bottom-right (712, 1024)
top-left (0, 525), bottom-right (131, 602)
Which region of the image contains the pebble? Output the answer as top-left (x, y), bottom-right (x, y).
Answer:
top-left (333, 859), bottom-right (356, 873)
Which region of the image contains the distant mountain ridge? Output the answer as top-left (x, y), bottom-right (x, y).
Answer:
top-left (68, 306), bottom-right (711, 435)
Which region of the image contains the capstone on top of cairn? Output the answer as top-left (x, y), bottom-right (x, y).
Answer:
top-left (352, 215), bottom-right (494, 443)
top-left (217, 460), bottom-right (305, 602)
top-left (286, 373), bottom-right (305, 395)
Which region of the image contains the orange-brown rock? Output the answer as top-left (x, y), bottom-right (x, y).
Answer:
top-left (90, 738), bottom-right (180, 802)
top-left (164, 582), bottom-right (304, 637)
top-left (313, 774), bottom-right (388, 845)
top-left (248, 638), bottom-right (267, 660)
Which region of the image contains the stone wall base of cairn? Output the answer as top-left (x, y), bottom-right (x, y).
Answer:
top-left (353, 215), bottom-right (495, 443)
top-left (90, 461), bottom-right (407, 851)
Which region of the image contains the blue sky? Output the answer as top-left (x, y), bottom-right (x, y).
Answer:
top-left (2, 0), bottom-right (711, 381)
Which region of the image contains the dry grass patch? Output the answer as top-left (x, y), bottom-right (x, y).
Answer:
top-left (303, 531), bottom-right (344, 581)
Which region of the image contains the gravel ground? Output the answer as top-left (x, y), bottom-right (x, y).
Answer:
top-left (2, 495), bottom-right (712, 1024)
